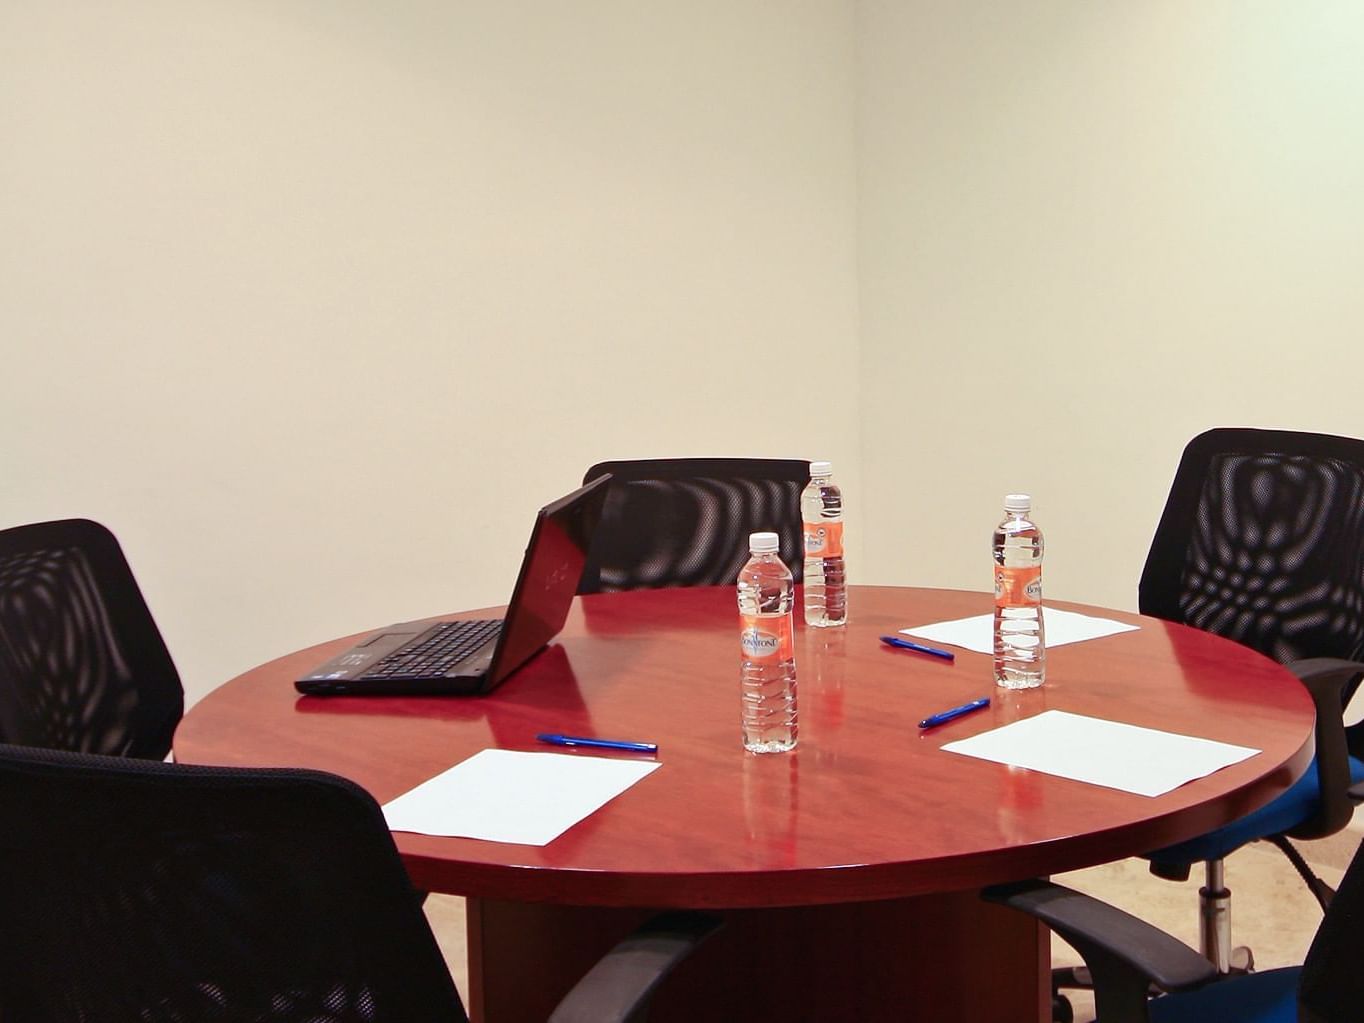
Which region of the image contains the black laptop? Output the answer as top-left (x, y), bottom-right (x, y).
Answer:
top-left (295, 474), bottom-right (610, 696)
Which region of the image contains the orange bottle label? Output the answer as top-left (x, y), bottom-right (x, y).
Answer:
top-left (740, 614), bottom-right (795, 663)
top-left (804, 521), bottom-right (844, 558)
top-left (995, 565), bottom-right (1042, 607)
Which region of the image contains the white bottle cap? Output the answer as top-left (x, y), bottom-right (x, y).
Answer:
top-left (749, 531), bottom-right (780, 553)
top-left (809, 460), bottom-right (833, 476)
top-left (1004, 494), bottom-right (1032, 514)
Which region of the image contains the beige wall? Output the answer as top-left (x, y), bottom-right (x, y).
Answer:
top-left (0, 2), bottom-right (861, 705)
top-left (6, 2), bottom-right (1364, 709)
top-left (858, 2), bottom-right (1364, 609)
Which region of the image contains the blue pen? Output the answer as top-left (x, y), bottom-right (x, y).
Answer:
top-left (880, 635), bottom-right (956, 662)
top-left (536, 733), bottom-right (658, 755)
top-left (918, 697), bottom-right (990, 730)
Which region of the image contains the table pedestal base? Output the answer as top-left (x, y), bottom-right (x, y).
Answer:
top-left (467, 891), bottom-right (1048, 1022)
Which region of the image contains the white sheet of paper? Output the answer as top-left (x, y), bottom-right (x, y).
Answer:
top-left (382, 749), bottom-right (661, 846)
top-left (941, 710), bottom-right (1260, 797)
top-left (901, 607), bottom-right (1138, 654)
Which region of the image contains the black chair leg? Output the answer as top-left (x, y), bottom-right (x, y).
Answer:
top-left (1266, 834), bottom-right (1336, 912)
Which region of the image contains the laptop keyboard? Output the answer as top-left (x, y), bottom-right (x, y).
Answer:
top-left (358, 619), bottom-right (503, 681)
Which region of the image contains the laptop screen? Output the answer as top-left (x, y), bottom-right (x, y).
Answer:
top-left (486, 474), bottom-right (609, 686)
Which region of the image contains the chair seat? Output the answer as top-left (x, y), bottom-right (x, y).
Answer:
top-left (1148, 966), bottom-right (1299, 1023)
top-left (1146, 755), bottom-right (1364, 869)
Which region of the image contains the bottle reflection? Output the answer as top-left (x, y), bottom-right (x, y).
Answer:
top-left (742, 749), bottom-right (800, 866)
top-left (806, 628), bottom-right (847, 733)
top-left (992, 687), bottom-right (1046, 843)
top-left (992, 685), bottom-right (1044, 726)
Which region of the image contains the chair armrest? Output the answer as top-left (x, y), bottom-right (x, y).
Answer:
top-left (548, 912), bottom-right (723, 1023)
top-left (1284, 658), bottom-right (1364, 839)
top-left (984, 880), bottom-right (1216, 1023)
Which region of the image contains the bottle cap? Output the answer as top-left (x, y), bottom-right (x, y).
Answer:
top-left (1004, 494), bottom-right (1032, 514)
top-left (749, 531), bottom-right (780, 553)
top-left (809, 460), bottom-right (833, 477)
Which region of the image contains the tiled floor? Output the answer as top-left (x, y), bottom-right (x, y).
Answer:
top-left (423, 894), bottom-right (470, 1004)
top-left (423, 826), bottom-right (1361, 1020)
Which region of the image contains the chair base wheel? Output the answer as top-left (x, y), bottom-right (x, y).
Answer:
top-left (1225, 945), bottom-right (1254, 974)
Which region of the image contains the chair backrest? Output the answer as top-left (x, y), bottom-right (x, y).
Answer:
top-left (0, 519), bottom-right (183, 758)
top-left (1298, 836), bottom-right (1364, 1023)
top-left (1139, 428), bottom-right (1364, 666)
top-left (578, 458), bottom-right (810, 593)
top-left (0, 742), bottom-right (468, 1023)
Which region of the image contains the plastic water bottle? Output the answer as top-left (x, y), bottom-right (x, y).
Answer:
top-left (993, 494), bottom-right (1045, 689)
top-left (738, 531), bottom-right (798, 753)
top-left (802, 461), bottom-right (847, 627)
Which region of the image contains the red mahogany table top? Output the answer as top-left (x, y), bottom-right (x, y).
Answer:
top-left (173, 586), bottom-right (1314, 909)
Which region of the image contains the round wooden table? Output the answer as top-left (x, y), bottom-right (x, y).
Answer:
top-left (175, 586), bottom-right (1314, 1022)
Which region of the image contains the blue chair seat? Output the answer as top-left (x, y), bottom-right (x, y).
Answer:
top-left (1148, 966), bottom-right (1298, 1023)
top-left (1146, 755), bottom-right (1364, 869)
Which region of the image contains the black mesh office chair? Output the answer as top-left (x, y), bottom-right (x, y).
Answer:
top-left (0, 518), bottom-right (183, 758)
top-left (1047, 429), bottom-right (1364, 1019)
top-left (578, 458), bottom-right (810, 593)
top-left (1134, 429), bottom-right (1364, 970)
top-left (0, 742), bottom-right (721, 1022)
top-left (985, 834), bottom-right (1364, 1023)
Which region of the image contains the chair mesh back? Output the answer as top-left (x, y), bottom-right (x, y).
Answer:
top-left (0, 743), bottom-right (467, 1023)
top-left (1299, 836), bottom-right (1364, 1023)
top-left (1139, 429), bottom-right (1364, 665)
top-left (578, 459), bottom-right (810, 593)
top-left (0, 519), bottom-right (183, 758)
